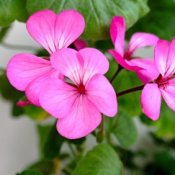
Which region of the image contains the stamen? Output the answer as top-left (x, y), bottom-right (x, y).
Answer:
top-left (77, 83), bottom-right (86, 94)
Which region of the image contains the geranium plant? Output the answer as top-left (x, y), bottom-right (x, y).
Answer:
top-left (1, 0), bottom-right (175, 174)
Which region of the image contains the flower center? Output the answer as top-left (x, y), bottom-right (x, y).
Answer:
top-left (124, 52), bottom-right (131, 60)
top-left (77, 83), bottom-right (86, 94)
top-left (155, 74), bottom-right (170, 89)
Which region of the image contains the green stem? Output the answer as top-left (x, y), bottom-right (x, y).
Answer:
top-left (110, 65), bottom-right (122, 83)
top-left (67, 143), bottom-right (76, 157)
top-left (117, 85), bottom-right (144, 97)
top-left (97, 115), bottom-right (105, 143)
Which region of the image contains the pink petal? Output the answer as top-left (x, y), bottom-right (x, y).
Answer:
top-left (27, 10), bottom-right (85, 53)
top-left (26, 70), bottom-right (58, 106)
top-left (127, 32), bottom-right (159, 55)
top-left (154, 40), bottom-right (170, 76)
top-left (51, 48), bottom-right (109, 85)
top-left (160, 78), bottom-right (175, 111)
top-left (54, 10), bottom-right (85, 49)
top-left (109, 49), bottom-right (139, 71)
top-left (7, 53), bottom-right (52, 91)
top-left (78, 48), bottom-right (109, 83)
top-left (86, 74), bottom-right (117, 117)
top-left (110, 16), bottom-right (125, 56)
top-left (165, 38), bottom-right (175, 76)
top-left (73, 39), bottom-right (87, 50)
top-left (130, 58), bottom-right (159, 83)
top-left (57, 95), bottom-right (102, 139)
top-left (141, 83), bottom-right (161, 120)
top-left (39, 78), bottom-right (78, 118)
top-left (51, 48), bottom-right (82, 85)
top-left (26, 10), bottom-right (56, 53)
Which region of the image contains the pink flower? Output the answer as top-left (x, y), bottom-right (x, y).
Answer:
top-left (7, 9), bottom-right (85, 106)
top-left (141, 39), bottom-right (175, 120)
top-left (109, 16), bottom-right (159, 83)
top-left (39, 48), bottom-right (117, 139)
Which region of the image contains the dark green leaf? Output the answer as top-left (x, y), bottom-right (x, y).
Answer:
top-left (141, 102), bottom-right (175, 139)
top-left (155, 103), bottom-right (175, 139)
top-left (144, 150), bottom-right (175, 175)
top-left (127, 0), bottom-right (175, 40)
top-left (17, 170), bottom-right (43, 175)
top-left (27, 159), bottom-right (60, 175)
top-left (26, 0), bottom-right (149, 40)
top-left (43, 124), bottom-right (65, 159)
top-left (37, 124), bottom-right (52, 157)
top-left (115, 69), bottom-right (142, 116)
top-left (110, 111), bottom-right (138, 149)
top-left (72, 144), bottom-right (123, 175)
top-left (0, 0), bottom-right (28, 26)
top-left (0, 26), bottom-right (11, 42)
top-left (0, 69), bottom-right (23, 101)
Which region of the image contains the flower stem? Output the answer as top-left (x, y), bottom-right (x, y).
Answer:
top-left (110, 65), bottom-right (122, 83)
top-left (68, 142), bottom-right (76, 157)
top-left (117, 85), bottom-right (144, 97)
top-left (97, 115), bottom-right (105, 143)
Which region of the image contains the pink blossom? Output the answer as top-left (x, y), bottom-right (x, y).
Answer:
top-left (141, 39), bottom-right (175, 120)
top-left (39, 48), bottom-right (117, 139)
top-left (109, 16), bottom-right (159, 83)
top-left (7, 9), bottom-right (85, 106)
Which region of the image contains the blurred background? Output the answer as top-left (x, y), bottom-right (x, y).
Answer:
top-left (0, 22), bottom-right (39, 175)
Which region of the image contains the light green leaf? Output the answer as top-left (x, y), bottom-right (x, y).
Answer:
top-left (72, 144), bottom-right (123, 175)
top-left (26, 0), bottom-right (149, 40)
top-left (110, 111), bottom-right (138, 149)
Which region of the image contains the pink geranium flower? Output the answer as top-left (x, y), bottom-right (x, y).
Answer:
top-left (109, 16), bottom-right (159, 83)
top-left (141, 39), bottom-right (175, 120)
top-left (39, 48), bottom-right (117, 139)
top-left (7, 9), bottom-right (85, 106)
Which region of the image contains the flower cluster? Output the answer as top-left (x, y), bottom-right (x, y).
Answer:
top-left (6, 9), bottom-right (175, 139)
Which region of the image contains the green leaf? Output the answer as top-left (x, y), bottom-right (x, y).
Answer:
top-left (114, 69), bottom-right (142, 116)
top-left (0, 26), bottom-right (11, 42)
top-left (0, 0), bottom-right (28, 26)
top-left (26, 0), bottom-right (149, 40)
top-left (37, 124), bottom-right (52, 157)
top-left (110, 111), bottom-right (138, 149)
top-left (16, 170), bottom-right (43, 175)
top-left (23, 105), bottom-right (49, 121)
top-left (156, 103), bottom-right (175, 139)
top-left (43, 124), bottom-right (65, 159)
top-left (127, 0), bottom-right (175, 40)
top-left (72, 144), bottom-right (123, 175)
top-left (27, 159), bottom-right (60, 175)
top-left (141, 102), bottom-right (175, 139)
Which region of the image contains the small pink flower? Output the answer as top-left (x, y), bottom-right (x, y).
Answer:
top-left (16, 100), bottom-right (32, 107)
top-left (7, 9), bottom-right (85, 106)
top-left (109, 16), bottom-right (159, 83)
top-left (141, 39), bottom-right (175, 120)
top-left (39, 48), bottom-right (117, 139)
